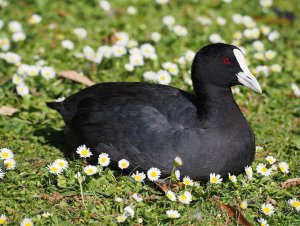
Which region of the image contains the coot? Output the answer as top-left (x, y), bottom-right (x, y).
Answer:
top-left (47, 43), bottom-right (262, 180)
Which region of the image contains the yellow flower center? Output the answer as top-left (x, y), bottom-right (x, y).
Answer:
top-left (6, 162), bottom-right (12, 168)
top-left (261, 223), bottom-right (265, 226)
top-left (211, 177), bottom-right (217, 183)
top-left (87, 169), bottom-right (94, 174)
top-left (25, 222), bottom-right (32, 226)
top-left (167, 194), bottom-right (172, 199)
top-left (134, 175), bottom-right (141, 181)
top-left (279, 166), bottom-right (285, 171)
top-left (180, 195), bottom-right (187, 201)
top-left (0, 219), bottom-right (6, 224)
top-left (150, 171), bottom-right (157, 178)
top-left (101, 158), bottom-right (107, 163)
top-left (263, 207), bottom-right (270, 213)
top-left (184, 180), bottom-right (190, 185)
top-left (262, 167), bottom-right (267, 173)
top-left (81, 149), bottom-right (88, 156)
top-left (170, 68), bottom-right (175, 73)
top-left (51, 166), bottom-right (58, 172)
top-left (169, 213), bottom-right (176, 218)
top-left (2, 152), bottom-right (8, 158)
top-left (293, 201), bottom-right (300, 207)
top-left (160, 76), bottom-right (165, 81)
top-left (58, 162), bottom-right (64, 167)
top-left (121, 162), bottom-right (127, 168)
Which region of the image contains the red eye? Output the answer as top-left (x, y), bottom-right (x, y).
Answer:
top-left (223, 58), bottom-right (231, 65)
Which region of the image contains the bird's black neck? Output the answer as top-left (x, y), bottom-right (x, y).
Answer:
top-left (193, 82), bottom-right (244, 127)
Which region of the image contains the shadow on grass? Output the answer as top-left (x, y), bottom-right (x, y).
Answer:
top-left (33, 127), bottom-right (75, 160)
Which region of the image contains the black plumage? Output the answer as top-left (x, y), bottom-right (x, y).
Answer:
top-left (47, 43), bottom-right (261, 180)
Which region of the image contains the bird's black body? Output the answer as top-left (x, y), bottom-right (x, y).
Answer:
top-left (48, 43), bottom-right (258, 180)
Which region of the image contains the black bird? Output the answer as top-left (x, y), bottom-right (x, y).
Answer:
top-left (47, 43), bottom-right (262, 180)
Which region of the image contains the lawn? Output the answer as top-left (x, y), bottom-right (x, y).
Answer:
top-left (0, 0), bottom-right (299, 225)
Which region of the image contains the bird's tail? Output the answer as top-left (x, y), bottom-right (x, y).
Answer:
top-left (46, 101), bottom-right (64, 114)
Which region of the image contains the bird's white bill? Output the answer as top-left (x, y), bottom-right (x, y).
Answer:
top-left (233, 49), bottom-right (262, 93)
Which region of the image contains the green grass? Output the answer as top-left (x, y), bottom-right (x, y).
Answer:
top-left (0, 0), bottom-right (300, 225)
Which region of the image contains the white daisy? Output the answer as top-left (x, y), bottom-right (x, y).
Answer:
top-left (245, 166), bottom-right (253, 180)
top-left (48, 163), bottom-right (63, 175)
top-left (5, 52), bottom-right (21, 64)
top-left (4, 159), bottom-right (16, 170)
top-left (115, 197), bottom-right (123, 203)
top-left (166, 190), bottom-right (176, 201)
top-left (260, 25), bottom-right (271, 35)
top-left (268, 30), bottom-right (279, 41)
top-left (162, 62), bottom-right (179, 76)
top-left (124, 63), bottom-right (134, 72)
top-left (0, 148), bottom-right (14, 160)
top-left (156, 0), bottom-right (169, 5)
top-left (28, 14), bottom-right (42, 24)
top-left (0, 214), bottom-right (7, 224)
top-left (209, 33), bottom-right (222, 43)
top-left (252, 40), bottom-right (264, 52)
top-left (140, 43), bottom-right (156, 58)
top-left (76, 145), bottom-right (93, 158)
top-left (132, 193), bottom-right (143, 202)
top-left (20, 218), bottom-right (33, 226)
top-left (209, 173), bottom-right (222, 184)
top-left (175, 170), bottom-right (180, 180)
top-left (53, 159), bottom-right (68, 170)
top-left (116, 214), bottom-right (127, 223)
top-left (232, 14), bottom-right (243, 24)
top-left (166, 210), bottom-right (180, 219)
top-left (127, 6), bottom-right (137, 15)
top-left (143, 71), bottom-right (157, 81)
top-left (0, 37), bottom-right (10, 51)
top-left (228, 173), bottom-right (237, 183)
top-left (157, 70), bottom-right (171, 85)
top-left (182, 176), bottom-right (193, 186)
top-left (173, 25), bottom-right (188, 36)
top-left (265, 156), bottom-right (276, 164)
top-left (256, 163), bottom-right (272, 176)
top-left (258, 218), bottom-right (269, 226)
top-left (115, 32), bottom-right (129, 46)
top-left (27, 65), bottom-right (40, 76)
top-left (98, 45), bottom-right (112, 58)
top-left (12, 74), bottom-right (24, 85)
top-left (291, 83), bottom-right (300, 97)
top-left (41, 66), bottom-right (56, 80)
top-left (42, 212), bottom-right (52, 218)
top-left (129, 54), bottom-right (144, 66)
top-left (84, 165), bottom-right (98, 175)
top-left (270, 64), bottom-right (282, 73)
top-left (17, 64), bottom-right (30, 76)
top-left (178, 191), bottom-right (192, 204)
top-left (240, 200), bottom-right (248, 209)
top-left (61, 40), bottom-right (74, 50)
top-left (127, 39), bottom-right (138, 49)
top-left (0, 169), bottom-right (5, 179)
top-left (83, 45), bottom-right (95, 61)
top-left (174, 156), bottom-right (183, 166)
top-left (99, 0), bottom-right (111, 12)
top-left (73, 27), bottom-right (87, 40)
top-left (118, 159), bottom-right (130, 169)
top-left (278, 162), bottom-right (289, 174)
top-left (112, 45), bottom-right (127, 57)
top-left (255, 65), bottom-right (269, 76)
top-left (12, 32), bottom-right (26, 42)
top-left (124, 206), bottom-right (134, 218)
top-left (131, 171), bottom-right (146, 182)
top-left (261, 203), bottom-right (274, 216)
top-left (98, 153), bottom-right (110, 166)
top-left (265, 50), bottom-right (276, 60)
top-left (162, 15), bottom-right (175, 28)
top-left (8, 21), bottom-right (22, 33)
top-left (151, 32), bottom-right (161, 42)
top-left (16, 83), bottom-right (29, 96)
top-left (185, 50), bottom-right (195, 62)
top-left (260, 0), bottom-right (273, 8)
top-left (288, 198), bottom-right (300, 211)
top-left (216, 16), bottom-right (226, 26)
top-left (147, 167), bottom-right (161, 181)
